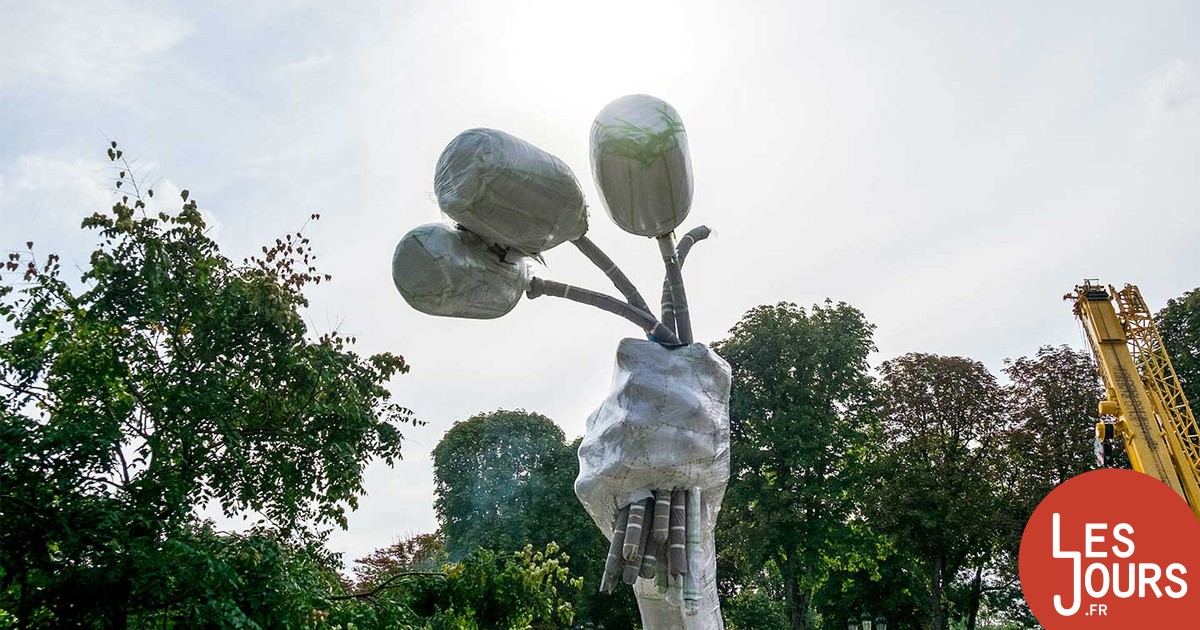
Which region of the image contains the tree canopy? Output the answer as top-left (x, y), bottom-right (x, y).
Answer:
top-left (430, 409), bottom-right (638, 628)
top-left (432, 409), bottom-right (569, 558)
top-left (1157, 286), bottom-right (1200, 407)
top-left (712, 300), bottom-right (877, 630)
top-left (866, 353), bottom-right (1007, 630)
top-left (0, 147), bottom-right (415, 627)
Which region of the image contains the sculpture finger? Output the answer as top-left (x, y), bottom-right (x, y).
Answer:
top-left (600, 504), bottom-right (630, 594)
top-left (683, 487), bottom-right (702, 614)
top-left (637, 498), bottom-right (657, 579)
top-left (652, 488), bottom-right (671, 544)
top-left (622, 497), bottom-right (648, 562)
top-left (624, 497), bottom-right (653, 584)
top-left (654, 540), bottom-right (669, 594)
top-left (668, 488), bottom-right (687, 577)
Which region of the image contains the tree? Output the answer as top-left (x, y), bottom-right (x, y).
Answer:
top-left (432, 410), bottom-right (569, 558)
top-left (979, 345), bottom-right (1112, 628)
top-left (331, 543), bottom-right (582, 629)
top-left (350, 532), bottom-right (448, 592)
top-left (125, 522), bottom-right (344, 629)
top-left (1004, 346), bottom-right (1104, 488)
top-left (712, 301), bottom-right (878, 630)
top-left (866, 353), bottom-right (1006, 630)
top-left (1156, 286), bottom-right (1200, 408)
top-left (430, 410), bottom-right (638, 627)
top-left (811, 523), bottom-right (926, 630)
top-left (0, 145), bottom-right (415, 627)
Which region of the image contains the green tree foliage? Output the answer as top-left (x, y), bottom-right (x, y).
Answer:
top-left (865, 353), bottom-right (1007, 630)
top-left (810, 523), bottom-right (926, 630)
top-left (432, 410), bottom-right (570, 558)
top-left (712, 301), bottom-right (877, 630)
top-left (126, 523), bottom-right (343, 629)
top-left (1156, 286), bottom-right (1200, 407)
top-left (1004, 345), bottom-right (1112, 493)
top-left (722, 578), bottom-right (791, 630)
top-left (331, 543), bottom-right (581, 629)
top-left (978, 345), bottom-right (1111, 628)
top-left (430, 410), bottom-right (637, 627)
top-left (0, 147), bottom-right (415, 627)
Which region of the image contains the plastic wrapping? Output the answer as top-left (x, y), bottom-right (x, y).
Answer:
top-left (391, 223), bottom-right (527, 319)
top-left (590, 94), bottom-right (693, 238)
top-left (434, 128), bottom-right (588, 255)
top-left (576, 339), bottom-right (731, 629)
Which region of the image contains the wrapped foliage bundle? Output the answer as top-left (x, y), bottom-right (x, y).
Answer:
top-left (435, 128), bottom-right (588, 255)
top-left (391, 223), bottom-right (527, 319)
top-left (590, 94), bottom-right (693, 238)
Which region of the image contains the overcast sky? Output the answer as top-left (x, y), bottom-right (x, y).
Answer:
top-left (3, 0), bottom-right (1199, 565)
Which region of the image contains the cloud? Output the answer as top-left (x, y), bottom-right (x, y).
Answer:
top-left (0, 156), bottom-right (223, 267)
top-left (1148, 59), bottom-right (1200, 112)
top-left (275, 52), bottom-right (335, 78)
top-left (0, 153), bottom-right (112, 223)
top-left (145, 177), bottom-right (225, 243)
top-left (0, 154), bottom-right (115, 278)
top-left (0, 2), bottom-right (193, 96)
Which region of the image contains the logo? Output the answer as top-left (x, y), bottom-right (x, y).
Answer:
top-left (1019, 469), bottom-right (1200, 628)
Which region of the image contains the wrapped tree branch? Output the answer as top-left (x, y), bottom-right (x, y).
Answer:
top-left (527, 278), bottom-right (681, 346)
top-left (573, 236), bottom-right (652, 315)
top-left (660, 225), bottom-right (711, 332)
top-left (658, 235), bottom-right (692, 345)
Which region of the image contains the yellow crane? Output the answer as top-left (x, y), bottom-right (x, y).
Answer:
top-left (1068, 280), bottom-right (1200, 520)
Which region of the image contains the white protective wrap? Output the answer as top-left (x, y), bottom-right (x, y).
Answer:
top-left (434, 128), bottom-right (588, 255)
top-left (391, 223), bottom-right (526, 319)
top-left (590, 94), bottom-right (694, 238)
top-left (576, 339), bottom-right (730, 630)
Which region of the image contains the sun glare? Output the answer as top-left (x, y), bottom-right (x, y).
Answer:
top-left (490, 0), bottom-right (698, 110)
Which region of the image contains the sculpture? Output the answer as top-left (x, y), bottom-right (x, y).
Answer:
top-left (392, 94), bottom-right (729, 629)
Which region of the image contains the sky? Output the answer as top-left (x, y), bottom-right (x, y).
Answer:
top-left (2, 0), bottom-right (1199, 566)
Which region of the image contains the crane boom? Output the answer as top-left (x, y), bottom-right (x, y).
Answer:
top-left (1069, 281), bottom-right (1200, 520)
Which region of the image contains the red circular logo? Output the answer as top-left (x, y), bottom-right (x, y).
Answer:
top-left (1019, 469), bottom-right (1200, 628)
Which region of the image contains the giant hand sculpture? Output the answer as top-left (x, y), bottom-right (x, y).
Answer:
top-left (391, 94), bottom-right (727, 629)
top-left (577, 339), bottom-right (730, 628)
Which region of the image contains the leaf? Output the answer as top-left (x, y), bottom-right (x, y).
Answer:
top-left (181, 189), bottom-right (190, 202)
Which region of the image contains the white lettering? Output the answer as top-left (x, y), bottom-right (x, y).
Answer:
top-left (1165, 563), bottom-right (1188, 598)
top-left (1085, 563), bottom-right (1109, 597)
top-left (1085, 523), bottom-right (1108, 558)
top-left (1053, 513), bottom-right (1082, 616)
top-left (1112, 523), bottom-right (1135, 558)
top-left (1139, 563), bottom-right (1163, 598)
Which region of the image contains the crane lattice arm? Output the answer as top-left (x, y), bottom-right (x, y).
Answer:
top-left (1068, 281), bottom-right (1200, 520)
